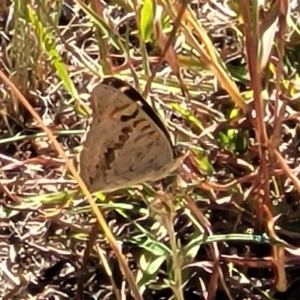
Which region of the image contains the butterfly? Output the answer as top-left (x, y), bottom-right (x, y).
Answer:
top-left (79, 77), bottom-right (185, 193)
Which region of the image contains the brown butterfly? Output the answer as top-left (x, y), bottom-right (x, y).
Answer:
top-left (79, 77), bottom-right (185, 193)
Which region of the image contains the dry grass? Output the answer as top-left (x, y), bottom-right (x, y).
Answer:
top-left (1, 0), bottom-right (300, 299)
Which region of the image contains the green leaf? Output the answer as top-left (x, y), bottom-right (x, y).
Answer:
top-left (27, 7), bottom-right (78, 99)
top-left (139, 0), bottom-right (155, 42)
top-left (136, 252), bottom-right (167, 291)
top-left (191, 148), bottom-right (214, 174)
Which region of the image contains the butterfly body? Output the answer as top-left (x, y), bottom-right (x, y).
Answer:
top-left (79, 77), bottom-right (184, 193)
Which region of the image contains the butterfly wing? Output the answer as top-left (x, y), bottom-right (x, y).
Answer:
top-left (79, 77), bottom-right (183, 193)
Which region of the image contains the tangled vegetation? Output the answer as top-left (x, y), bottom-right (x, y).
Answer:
top-left (1, 0), bottom-right (300, 299)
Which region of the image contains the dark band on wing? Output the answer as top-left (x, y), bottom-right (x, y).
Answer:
top-left (102, 77), bottom-right (174, 154)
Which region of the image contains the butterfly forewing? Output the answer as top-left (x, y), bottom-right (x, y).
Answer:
top-left (79, 77), bottom-right (184, 193)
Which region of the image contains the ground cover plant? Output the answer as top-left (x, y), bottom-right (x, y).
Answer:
top-left (1, 0), bottom-right (300, 299)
